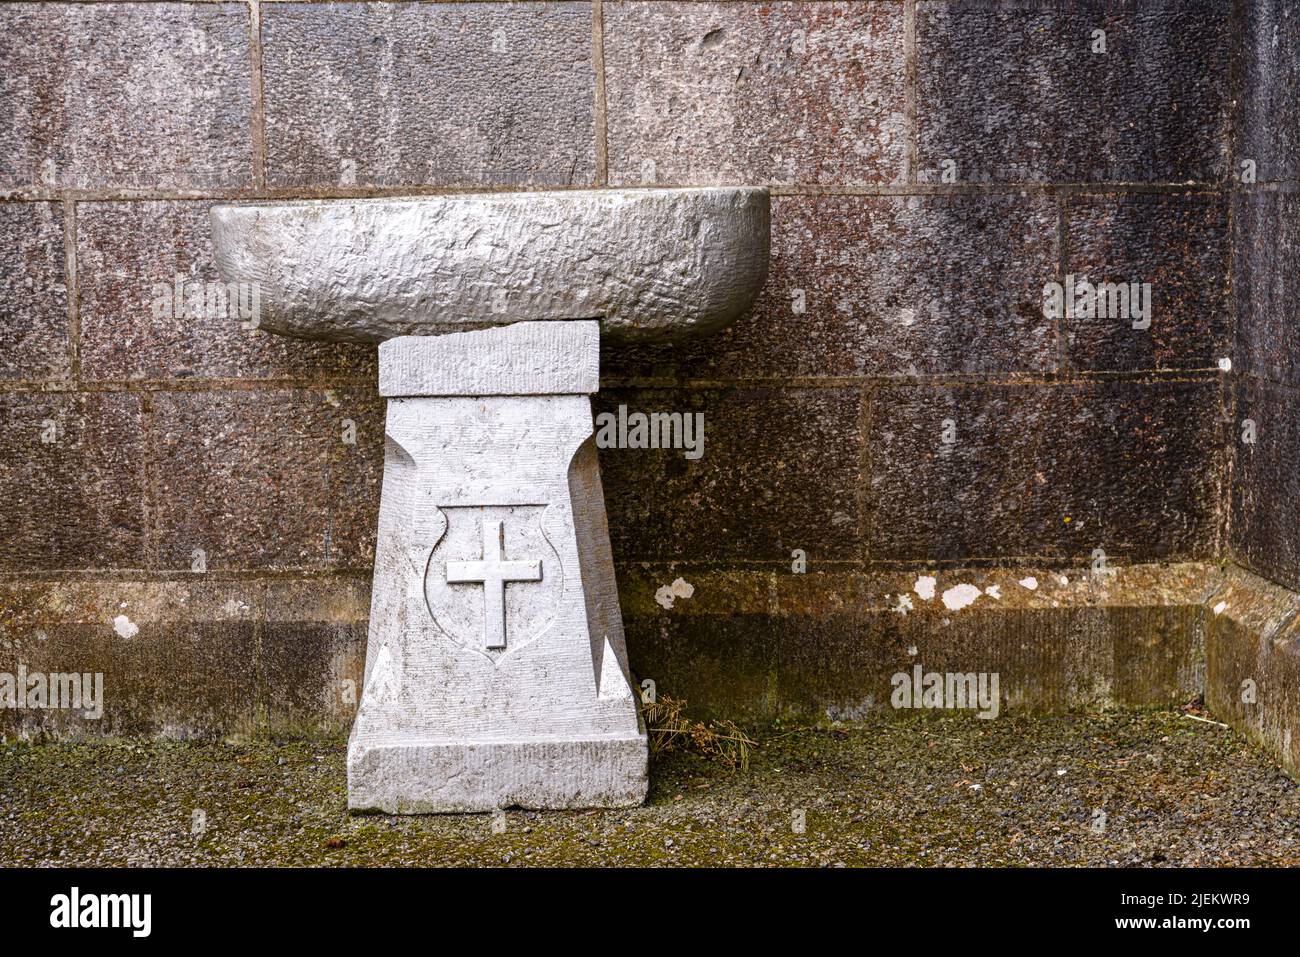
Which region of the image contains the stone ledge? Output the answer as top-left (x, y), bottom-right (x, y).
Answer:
top-left (5, 560), bottom-right (1300, 785)
top-left (620, 563), bottom-right (1218, 722)
top-left (1204, 565), bottom-right (1300, 779)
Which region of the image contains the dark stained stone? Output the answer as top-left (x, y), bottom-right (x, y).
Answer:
top-left (1065, 192), bottom-right (1230, 371)
top-left (1234, 189), bottom-right (1300, 386)
top-left (916, 0), bottom-right (1231, 184)
top-left (604, 193), bottom-right (1059, 381)
top-left (1231, 377), bottom-right (1300, 590)
top-left (145, 388), bottom-right (380, 572)
top-left (868, 379), bottom-right (1223, 562)
top-left (1237, 0), bottom-right (1300, 185)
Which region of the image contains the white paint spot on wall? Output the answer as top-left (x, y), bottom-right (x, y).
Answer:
top-left (113, 614), bottom-right (139, 639)
top-left (907, 644), bottom-right (918, 657)
top-left (941, 583), bottom-right (981, 611)
top-left (894, 594), bottom-right (914, 614)
top-left (654, 577), bottom-right (695, 610)
top-left (1019, 576), bottom-right (1038, 590)
top-left (985, 585), bottom-right (1002, 599)
top-left (1058, 575), bottom-right (1069, 586)
top-left (914, 575), bottom-right (937, 601)
top-left (1213, 601), bottom-right (1227, 615)
top-left (1219, 357), bottom-right (1233, 372)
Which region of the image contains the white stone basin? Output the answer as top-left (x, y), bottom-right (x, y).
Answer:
top-left (210, 187), bottom-right (769, 343)
top-left (207, 187), bottom-right (771, 812)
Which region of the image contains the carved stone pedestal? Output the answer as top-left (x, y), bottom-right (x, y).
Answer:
top-left (347, 320), bottom-right (648, 813)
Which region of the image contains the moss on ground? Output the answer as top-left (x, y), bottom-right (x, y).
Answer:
top-left (1, 710), bottom-right (1297, 866)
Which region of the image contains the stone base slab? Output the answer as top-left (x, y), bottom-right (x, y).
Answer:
top-left (348, 736), bottom-right (648, 813)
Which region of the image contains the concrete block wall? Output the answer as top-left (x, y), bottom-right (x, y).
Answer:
top-left (0, 1), bottom-right (1251, 734)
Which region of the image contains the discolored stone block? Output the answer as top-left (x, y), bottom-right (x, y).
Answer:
top-left (260, 620), bottom-right (367, 736)
top-left (0, 202), bottom-right (68, 380)
top-left (1231, 377), bottom-right (1300, 591)
top-left (604, 193), bottom-right (1058, 382)
top-left (619, 563), bottom-right (1213, 723)
top-left (619, 566), bottom-right (777, 722)
top-left (0, 3), bottom-right (251, 192)
top-left (1206, 566), bottom-right (1300, 779)
top-left (916, 0), bottom-right (1231, 184)
top-left (261, 2), bottom-right (595, 189)
top-left (145, 388), bottom-right (379, 572)
top-left (775, 605), bottom-right (1205, 721)
top-left (0, 392), bottom-right (144, 570)
top-left (1065, 192), bottom-right (1230, 371)
top-left (867, 380), bottom-right (1223, 562)
top-left (771, 566), bottom-right (1209, 720)
top-left (77, 201), bottom-right (376, 382)
top-left (0, 579), bottom-right (264, 738)
top-left (604, 1), bottom-right (906, 186)
top-left (1238, 0), bottom-right (1300, 185)
top-left (1233, 189), bottom-right (1300, 386)
top-left (261, 576), bottom-right (370, 736)
top-left (598, 387), bottom-right (864, 563)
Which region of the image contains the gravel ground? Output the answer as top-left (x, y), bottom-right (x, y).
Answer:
top-left (1, 710), bottom-right (1297, 867)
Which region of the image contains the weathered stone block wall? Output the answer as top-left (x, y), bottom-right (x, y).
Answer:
top-left (0, 1), bottom-right (1239, 734)
top-left (1229, 0), bottom-right (1300, 589)
top-left (1208, 0), bottom-right (1300, 777)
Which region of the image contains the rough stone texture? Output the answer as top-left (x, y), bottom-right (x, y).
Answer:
top-left (0, 562), bottom-right (1225, 739)
top-left (619, 568), bottom-right (776, 722)
top-left (0, 202), bottom-right (67, 380)
top-left (867, 380), bottom-right (1224, 562)
top-left (916, 0), bottom-right (1231, 184)
top-left (0, 392), bottom-right (144, 571)
top-left (603, 193), bottom-right (1059, 381)
top-left (0, 3), bottom-right (251, 192)
top-left (1238, 0), bottom-right (1300, 185)
top-left (349, 324), bottom-right (646, 812)
top-left (145, 389), bottom-right (381, 572)
top-left (211, 189), bottom-right (770, 343)
top-left (1218, 2), bottom-right (1300, 780)
top-left (0, 576), bottom-right (369, 738)
top-left (604, 1), bottom-right (906, 187)
top-left (379, 322), bottom-right (599, 397)
top-left (261, 2), bottom-right (595, 189)
top-left (1234, 189), bottom-right (1300, 386)
top-left (77, 202), bottom-right (375, 382)
top-left (0, 0), bottom-right (1276, 747)
top-left (1065, 193), bottom-right (1230, 372)
top-left (1230, 0), bottom-right (1300, 600)
top-left (1206, 566), bottom-right (1300, 779)
top-left (261, 577), bottom-right (370, 736)
top-left (1231, 378), bottom-right (1300, 591)
top-left (598, 386), bottom-right (864, 563)
top-left (774, 564), bottom-right (1211, 719)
